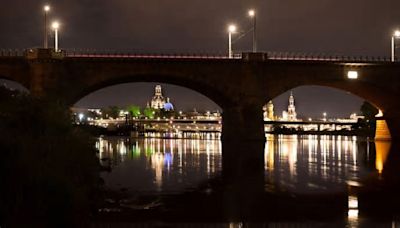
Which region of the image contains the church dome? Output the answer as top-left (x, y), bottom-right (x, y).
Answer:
top-left (164, 102), bottom-right (174, 111)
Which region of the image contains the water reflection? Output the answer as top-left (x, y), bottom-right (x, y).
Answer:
top-left (264, 134), bottom-right (383, 193)
top-left (96, 135), bottom-right (222, 194)
top-left (97, 134), bottom-right (389, 196)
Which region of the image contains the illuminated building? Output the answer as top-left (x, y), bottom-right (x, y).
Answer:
top-left (282, 91), bottom-right (298, 121)
top-left (263, 100), bottom-right (275, 121)
top-left (150, 85), bottom-right (166, 109)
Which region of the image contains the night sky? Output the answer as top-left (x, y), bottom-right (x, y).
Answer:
top-left (1, 0), bottom-right (399, 117)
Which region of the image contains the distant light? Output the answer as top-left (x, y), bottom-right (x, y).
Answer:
top-left (248, 9), bottom-right (255, 17)
top-left (228, 24), bottom-right (237, 33)
top-left (394, 30), bottom-right (400, 37)
top-left (78, 113), bottom-right (84, 121)
top-left (347, 71), bottom-right (358, 79)
top-left (44, 5), bottom-right (50, 12)
top-left (348, 209), bottom-right (359, 219)
top-left (52, 21), bottom-right (60, 30)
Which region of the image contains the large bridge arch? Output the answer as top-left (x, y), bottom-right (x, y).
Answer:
top-left (67, 72), bottom-right (233, 110)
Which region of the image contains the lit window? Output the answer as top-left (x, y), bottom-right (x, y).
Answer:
top-left (347, 71), bottom-right (358, 79)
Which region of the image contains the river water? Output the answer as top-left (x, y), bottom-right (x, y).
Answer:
top-left (97, 134), bottom-right (389, 195)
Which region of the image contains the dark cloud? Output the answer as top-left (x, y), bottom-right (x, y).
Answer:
top-left (1, 0), bottom-right (398, 55)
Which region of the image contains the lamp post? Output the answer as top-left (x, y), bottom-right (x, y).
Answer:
top-left (228, 24), bottom-right (237, 58)
top-left (43, 5), bottom-right (50, 49)
top-left (391, 30), bottom-right (400, 62)
top-left (323, 112), bottom-right (327, 121)
top-left (248, 9), bottom-right (257, 52)
top-left (52, 21), bottom-right (60, 52)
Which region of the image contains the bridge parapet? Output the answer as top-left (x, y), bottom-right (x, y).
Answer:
top-left (0, 48), bottom-right (397, 63)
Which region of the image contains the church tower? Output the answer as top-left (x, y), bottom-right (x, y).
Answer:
top-left (287, 91), bottom-right (297, 121)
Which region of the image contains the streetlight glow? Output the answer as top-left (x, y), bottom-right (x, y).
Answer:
top-left (52, 21), bottom-right (60, 30)
top-left (228, 24), bottom-right (237, 33)
top-left (248, 9), bottom-right (257, 52)
top-left (52, 21), bottom-right (60, 52)
top-left (391, 30), bottom-right (400, 62)
top-left (43, 4), bottom-right (51, 49)
top-left (248, 9), bottom-right (255, 17)
top-left (228, 24), bottom-right (237, 58)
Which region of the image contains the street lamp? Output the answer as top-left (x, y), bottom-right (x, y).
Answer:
top-left (52, 21), bottom-right (60, 52)
top-left (323, 112), bottom-right (327, 121)
top-left (43, 5), bottom-right (50, 49)
top-left (228, 24), bottom-right (237, 58)
top-left (248, 9), bottom-right (257, 52)
top-left (391, 30), bottom-right (400, 62)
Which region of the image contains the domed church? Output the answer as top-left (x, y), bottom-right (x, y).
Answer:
top-left (149, 85), bottom-right (174, 111)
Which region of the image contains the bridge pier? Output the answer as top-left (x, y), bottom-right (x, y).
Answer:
top-left (221, 102), bottom-right (266, 221)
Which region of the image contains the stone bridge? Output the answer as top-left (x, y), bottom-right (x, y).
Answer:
top-left (1, 49), bottom-right (400, 176)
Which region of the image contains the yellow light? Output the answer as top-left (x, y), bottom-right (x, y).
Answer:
top-left (394, 30), bottom-right (400, 37)
top-left (228, 24), bottom-right (237, 33)
top-left (375, 140), bottom-right (391, 174)
top-left (248, 9), bottom-right (255, 17)
top-left (52, 21), bottom-right (60, 30)
top-left (44, 5), bottom-right (50, 12)
top-left (347, 71), bottom-right (358, 79)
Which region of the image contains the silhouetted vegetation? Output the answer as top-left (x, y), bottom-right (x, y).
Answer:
top-left (0, 86), bottom-right (101, 227)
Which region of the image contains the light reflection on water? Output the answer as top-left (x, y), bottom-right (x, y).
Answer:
top-left (96, 134), bottom-right (390, 195)
top-left (96, 135), bottom-right (222, 194)
top-left (264, 134), bottom-right (389, 193)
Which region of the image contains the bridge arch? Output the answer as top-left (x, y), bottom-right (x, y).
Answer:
top-left (267, 82), bottom-right (392, 114)
top-left (264, 84), bottom-right (392, 138)
top-left (67, 72), bottom-right (234, 111)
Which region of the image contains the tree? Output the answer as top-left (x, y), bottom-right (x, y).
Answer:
top-left (0, 87), bottom-right (101, 227)
top-left (101, 106), bottom-right (120, 119)
top-left (144, 107), bottom-right (156, 119)
top-left (360, 101), bottom-right (379, 137)
top-left (361, 101), bottom-right (379, 120)
top-left (127, 105), bottom-right (141, 118)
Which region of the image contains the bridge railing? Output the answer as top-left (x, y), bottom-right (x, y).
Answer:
top-left (265, 51), bottom-right (392, 62)
top-left (64, 50), bottom-right (243, 59)
top-left (64, 50), bottom-right (394, 62)
top-left (0, 48), bottom-right (396, 62)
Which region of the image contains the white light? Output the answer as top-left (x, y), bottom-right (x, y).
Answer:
top-left (44, 5), bottom-right (50, 12)
top-left (248, 9), bottom-right (255, 17)
top-left (348, 209), bottom-right (359, 219)
top-left (347, 71), bottom-right (358, 79)
top-left (78, 113), bottom-right (84, 121)
top-left (52, 21), bottom-right (60, 30)
top-left (228, 24), bottom-right (237, 33)
top-left (394, 30), bottom-right (400, 37)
